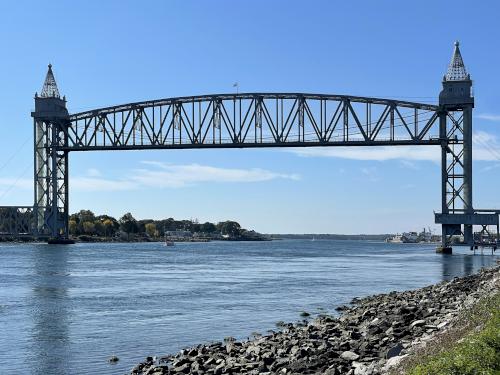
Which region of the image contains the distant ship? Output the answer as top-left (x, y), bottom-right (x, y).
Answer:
top-left (386, 228), bottom-right (436, 244)
top-left (402, 231), bottom-right (419, 243)
top-left (386, 234), bottom-right (403, 243)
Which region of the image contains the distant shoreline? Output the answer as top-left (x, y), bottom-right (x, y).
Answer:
top-left (0, 233), bottom-right (396, 243)
top-left (271, 233), bottom-right (390, 241)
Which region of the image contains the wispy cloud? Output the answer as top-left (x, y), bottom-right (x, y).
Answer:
top-left (0, 163), bottom-right (300, 194)
top-left (290, 146), bottom-right (440, 162)
top-left (0, 178), bottom-right (32, 190)
top-left (288, 131), bottom-right (500, 163)
top-left (473, 131), bottom-right (500, 161)
top-left (480, 163), bottom-right (500, 173)
top-left (71, 177), bottom-right (136, 192)
top-left (132, 162), bottom-right (300, 188)
top-left (477, 114), bottom-right (500, 122)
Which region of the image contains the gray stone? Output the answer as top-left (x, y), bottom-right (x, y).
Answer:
top-left (340, 351), bottom-right (360, 361)
top-left (437, 321), bottom-right (449, 329)
top-left (386, 342), bottom-right (403, 359)
top-left (409, 319), bottom-right (426, 329)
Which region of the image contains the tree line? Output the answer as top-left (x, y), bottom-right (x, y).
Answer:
top-left (68, 210), bottom-right (243, 238)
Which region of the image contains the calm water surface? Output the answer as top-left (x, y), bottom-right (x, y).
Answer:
top-left (0, 240), bottom-right (498, 374)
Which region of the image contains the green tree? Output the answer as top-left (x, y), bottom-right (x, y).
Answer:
top-left (119, 212), bottom-right (138, 238)
top-left (94, 221), bottom-right (104, 236)
top-left (200, 222), bottom-right (217, 233)
top-left (218, 221), bottom-right (241, 237)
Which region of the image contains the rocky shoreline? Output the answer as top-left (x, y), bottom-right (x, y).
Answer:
top-left (131, 264), bottom-right (500, 375)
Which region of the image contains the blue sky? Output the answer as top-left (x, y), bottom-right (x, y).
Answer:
top-left (0, 0), bottom-right (499, 234)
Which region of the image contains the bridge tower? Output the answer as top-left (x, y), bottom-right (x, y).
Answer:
top-left (31, 64), bottom-right (70, 241)
top-left (435, 42), bottom-right (499, 252)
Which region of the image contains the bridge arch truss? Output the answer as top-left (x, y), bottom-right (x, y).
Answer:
top-left (64, 94), bottom-right (442, 151)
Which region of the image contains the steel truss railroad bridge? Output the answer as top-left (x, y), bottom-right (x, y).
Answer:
top-left (0, 42), bottom-right (498, 252)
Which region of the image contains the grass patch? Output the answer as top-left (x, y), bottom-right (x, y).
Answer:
top-left (401, 290), bottom-right (500, 375)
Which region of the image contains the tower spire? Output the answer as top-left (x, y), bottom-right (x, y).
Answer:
top-left (40, 64), bottom-right (61, 98)
top-left (445, 41), bottom-right (469, 81)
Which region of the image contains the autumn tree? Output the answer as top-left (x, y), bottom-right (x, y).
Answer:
top-left (145, 223), bottom-right (157, 238)
top-left (69, 220), bottom-right (78, 235)
top-left (82, 221), bottom-right (96, 235)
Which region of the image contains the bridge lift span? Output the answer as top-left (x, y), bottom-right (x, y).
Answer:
top-left (1, 42), bottom-right (498, 251)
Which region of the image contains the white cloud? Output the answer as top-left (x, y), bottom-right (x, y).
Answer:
top-left (133, 162), bottom-right (300, 188)
top-left (71, 177), bottom-right (136, 192)
top-left (477, 114), bottom-right (500, 122)
top-left (290, 146), bottom-right (440, 163)
top-left (473, 131), bottom-right (500, 161)
top-left (480, 163), bottom-right (500, 173)
top-left (288, 131), bottom-right (500, 163)
top-left (0, 163), bottom-right (299, 194)
top-left (0, 178), bottom-right (32, 190)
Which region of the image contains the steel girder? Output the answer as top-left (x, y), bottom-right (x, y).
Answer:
top-left (63, 94), bottom-right (441, 151)
top-left (0, 206), bottom-right (34, 236)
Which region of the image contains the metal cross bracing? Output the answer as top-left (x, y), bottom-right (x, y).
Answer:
top-left (63, 94), bottom-right (442, 151)
top-left (0, 206), bottom-right (34, 237)
top-left (443, 111), bottom-right (467, 212)
top-left (34, 118), bottom-right (69, 238)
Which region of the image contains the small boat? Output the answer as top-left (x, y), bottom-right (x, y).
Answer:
top-left (163, 225), bottom-right (175, 246)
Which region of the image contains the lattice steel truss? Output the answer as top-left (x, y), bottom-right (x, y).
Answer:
top-left (63, 94), bottom-right (442, 151)
top-left (442, 111), bottom-right (469, 212)
top-left (0, 206), bottom-right (34, 236)
top-left (34, 118), bottom-right (69, 237)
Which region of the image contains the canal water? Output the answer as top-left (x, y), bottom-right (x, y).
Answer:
top-left (0, 240), bottom-right (498, 374)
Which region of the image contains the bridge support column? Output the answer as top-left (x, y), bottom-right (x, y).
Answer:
top-left (462, 105), bottom-right (473, 244)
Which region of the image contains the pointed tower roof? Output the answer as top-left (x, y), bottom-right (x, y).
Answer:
top-left (445, 41), bottom-right (469, 81)
top-left (40, 64), bottom-right (61, 98)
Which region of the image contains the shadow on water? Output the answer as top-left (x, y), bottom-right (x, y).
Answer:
top-left (29, 245), bottom-right (71, 375)
top-left (441, 249), bottom-right (496, 281)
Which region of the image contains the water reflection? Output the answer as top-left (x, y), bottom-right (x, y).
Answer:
top-left (29, 245), bottom-right (71, 375)
top-left (441, 250), bottom-right (495, 280)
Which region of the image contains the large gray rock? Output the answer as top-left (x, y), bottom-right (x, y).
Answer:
top-left (341, 350), bottom-right (360, 361)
